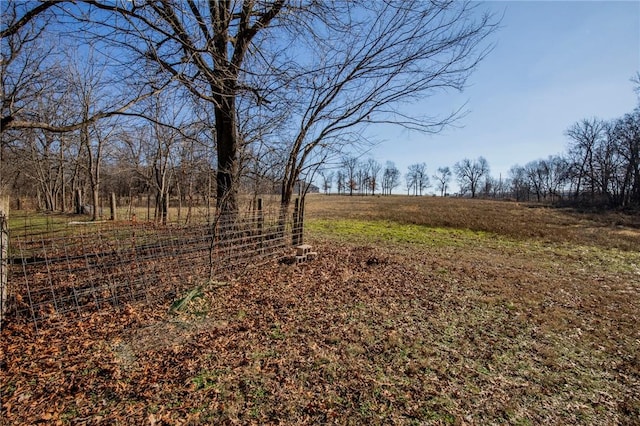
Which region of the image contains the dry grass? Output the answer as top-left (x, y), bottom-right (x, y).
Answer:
top-left (2, 196), bottom-right (639, 425)
top-left (304, 194), bottom-right (640, 251)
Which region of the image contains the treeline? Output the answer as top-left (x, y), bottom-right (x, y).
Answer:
top-left (318, 160), bottom-right (440, 197)
top-left (510, 111), bottom-right (640, 208)
top-left (1, 124), bottom-right (292, 222)
top-left (318, 105), bottom-right (640, 209)
top-left (506, 108), bottom-right (639, 208)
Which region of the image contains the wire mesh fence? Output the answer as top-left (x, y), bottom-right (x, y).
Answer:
top-left (3, 200), bottom-right (303, 329)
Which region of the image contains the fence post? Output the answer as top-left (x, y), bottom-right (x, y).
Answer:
top-left (292, 197), bottom-right (305, 246)
top-left (292, 198), bottom-right (299, 246)
top-left (257, 198), bottom-right (264, 253)
top-left (0, 198), bottom-right (8, 329)
top-left (299, 196), bottom-right (305, 245)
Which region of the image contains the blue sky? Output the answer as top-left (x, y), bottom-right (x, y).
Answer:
top-left (363, 0), bottom-right (639, 193)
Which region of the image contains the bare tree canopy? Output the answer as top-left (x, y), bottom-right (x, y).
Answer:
top-left (1, 1), bottom-right (60, 133)
top-left (406, 163), bottom-right (429, 196)
top-left (381, 161), bottom-right (401, 196)
top-left (1, 1), bottom-right (166, 136)
top-left (454, 157), bottom-right (489, 198)
top-left (64, 0), bottom-right (290, 215)
top-left (0, 1), bottom-right (61, 40)
top-left (434, 166), bottom-right (452, 197)
top-left (278, 0), bottom-right (498, 207)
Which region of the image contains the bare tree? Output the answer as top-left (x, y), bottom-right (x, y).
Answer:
top-left (405, 169), bottom-right (414, 196)
top-left (418, 165), bottom-right (431, 196)
top-left (433, 166), bottom-right (452, 197)
top-left (566, 118), bottom-right (607, 202)
top-left (73, 0), bottom-right (289, 217)
top-left (170, 121), bottom-right (214, 224)
top-left (406, 163), bottom-right (430, 196)
top-left (366, 159), bottom-right (382, 196)
top-left (67, 48), bottom-right (118, 220)
top-left (335, 170), bottom-right (345, 195)
top-left (454, 157), bottom-right (489, 198)
top-left (1, 1), bottom-right (60, 133)
top-left (277, 0), bottom-right (497, 209)
top-left (508, 165), bottom-right (531, 202)
top-left (21, 129), bottom-right (65, 211)
top-left (356, 161), bottom-right (369, 196)
top-left (148, 93), bottom-right (194, 224)
top-left (611, 109), bottom-right (640, 207)
top-left (1, 3), bottom-right (69, 200)
top-left (562, 111), bottom-right (639, 208)
top-left (319, 170), bottom-right (334, 195)
top-left (381, 162), bottom-right (401, 195)
top-left (342, 156), bottom-right (359, 196)
top-left (1, 2), bottom-right (161, 136)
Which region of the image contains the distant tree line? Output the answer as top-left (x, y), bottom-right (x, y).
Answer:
top-left (320, 83), bottom-right (640, 209)
top-left (507, 105), bottom-right (639, 208)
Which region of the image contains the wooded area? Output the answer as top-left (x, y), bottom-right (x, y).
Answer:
top-left (1, 0), bottom-right (497, 219)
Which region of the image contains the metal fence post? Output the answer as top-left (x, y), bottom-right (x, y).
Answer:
top-left (0, 202), bottom-right (8, 329)
top-left (292, 198), bottom-right (300, 246)
top-left (257, 198), bottom-right (264, 253)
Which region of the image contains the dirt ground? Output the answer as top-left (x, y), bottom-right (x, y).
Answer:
top-left (1, 196), bottom-right (639, 425)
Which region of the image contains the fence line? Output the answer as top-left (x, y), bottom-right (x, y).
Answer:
top-left (4, 200), bottom-right (303, 328)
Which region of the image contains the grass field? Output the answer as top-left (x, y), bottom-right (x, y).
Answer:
top-left (2, 195), bottom-right (639, 425)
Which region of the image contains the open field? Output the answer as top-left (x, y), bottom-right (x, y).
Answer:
top-left (2, 196), bottom-right (639, 424)
top-left (304, 195), bottom-right (640, 251)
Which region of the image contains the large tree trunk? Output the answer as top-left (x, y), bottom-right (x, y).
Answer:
top-left (214, 92), bottom-right (238, 218)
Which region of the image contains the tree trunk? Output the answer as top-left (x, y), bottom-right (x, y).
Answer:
top-left (215, 92), bottom-right (238, 219)
top-left (176, 179), bottom-right (182, 224)
top-left (1, 208), bottom-right (8, 330)
top-left (161, 193), bottom-right (168, 225)
top-left (186, 179), bottom-right (193, 225)
top-left (110, 192), bottom-right (117, 221)
top-left (281, 170), bottom-right (298, 213)
top-left (92, 188), bottom-right (99, 220)
top-left (75, 189), bottom-right (82, 215)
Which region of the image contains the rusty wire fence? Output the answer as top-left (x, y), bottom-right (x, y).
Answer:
top-left (3, 199), bottom-right (304, 329)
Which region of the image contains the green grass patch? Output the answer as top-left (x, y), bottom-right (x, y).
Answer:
top-left (307, 217), bottom-right (640, 276)
top-left (191, 369), bottom-right (223, 391)
top-left (8, 210), bottom-right (96, 238)
top-left (306, 218), bottom-right (491, 247)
